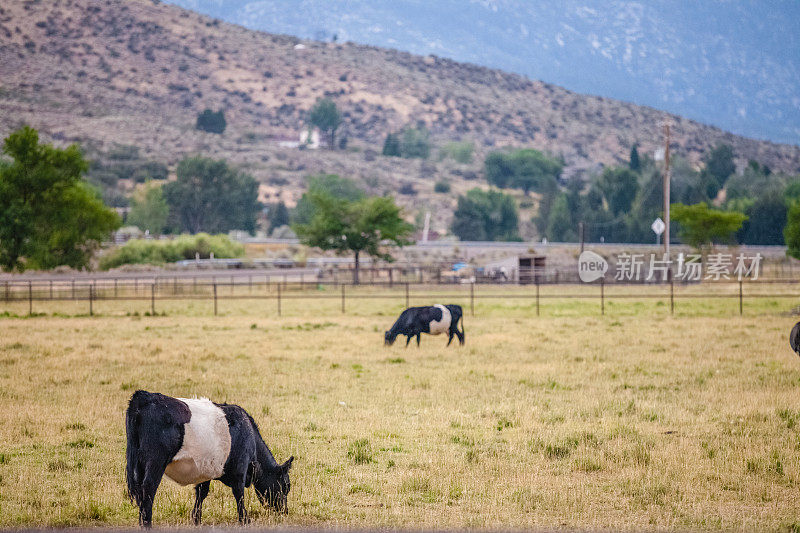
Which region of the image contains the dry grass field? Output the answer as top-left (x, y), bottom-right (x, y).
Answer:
top-left (1, 286), bottom-right (800, 530)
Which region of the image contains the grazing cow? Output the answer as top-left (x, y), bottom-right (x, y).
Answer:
top-left (125, 390), bottom-right (293, 528)
top-left (791, 322), bottom-right (800, 356)
top-left (385, 304), bottom-right (465, 347)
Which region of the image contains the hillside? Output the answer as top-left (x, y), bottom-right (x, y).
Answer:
top-left (168, 0), bottom-right (800, 146)
top-left (1, 0), bottom-right (800, 235)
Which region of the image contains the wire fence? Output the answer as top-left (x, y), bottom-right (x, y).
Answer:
top-left (1, 275), bottom-right (800, 318)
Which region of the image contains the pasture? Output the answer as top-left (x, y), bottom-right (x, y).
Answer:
top-left (0, 287), bottom-right (799, 530)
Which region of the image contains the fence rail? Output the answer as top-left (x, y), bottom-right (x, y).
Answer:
top-left (2, 277), bottom-right (800, 318)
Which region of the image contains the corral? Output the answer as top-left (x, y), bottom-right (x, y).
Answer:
top-left (0, 288), bottom-right (799, 530)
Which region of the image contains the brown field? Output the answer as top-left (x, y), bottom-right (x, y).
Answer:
top-left (1, 286), bottom-right (799, 530)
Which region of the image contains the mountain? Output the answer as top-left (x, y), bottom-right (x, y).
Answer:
top-left (1, 0), bottom-right (800, 235)
top-left (165, 0), bottom-right (800, 146)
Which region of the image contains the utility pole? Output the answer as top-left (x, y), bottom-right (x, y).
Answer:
top-left (663, 122), bottom-right (671, 262)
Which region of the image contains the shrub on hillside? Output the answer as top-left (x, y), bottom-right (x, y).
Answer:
top-left (196, 109), bottom-right (226, 134)
top-left (99, 233), bottom-right (243, 269)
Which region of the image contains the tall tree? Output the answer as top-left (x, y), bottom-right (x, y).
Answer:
top-left (267, 201), bottom-right (290, 233)
top-left (451, 188), bottom-right (520, 241)
top-left (293, 192), bottom-right (413, 283)
top-left (0, 126), bottom-right (120, 271)
top-left (163, 156), bottom-right (260, 234)
top-left (629, 144), bottom-right (641, 172)
top-left (737, 189), bottom-right (787, 245)
top-left (127, 181), bottom-right (168, 235)
top-left (484, 152), bottom-right (515, 189)
top-left (596, 167), bottom-right (640, 216)
top-left (510, 149), bottom-right (562, 196)
top-left (785, 201), bottom-right (800, 260)
top-left (703, 144), bottom-right (736, 188)
top-left (308, 98), bottom-right (342, 149)
top-left (382, 133), bottom-right (401, 157)
top-left (292, 174), bottom-right (365, 225)
top-left (484, 149), bottom-right (562, 195)
top-left (671, 202), bottom-right (747, 250)
top-left (546, 193), bottom-right (576, 241)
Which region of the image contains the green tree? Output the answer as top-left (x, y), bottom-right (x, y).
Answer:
top-left (484, 152), bottom-right (515, 189)
top-left (451, 188), bottom-right (520, 242)
top-left (195, 109), bottom-right (226, 134)
top-left (546, 193), bottom-right (576, 241)
top-left (785, 201), bottom-right (800, 260)
top-left (292, 174), bottom-right (365, 225)
top-left (293, 192), bottom-right (413, 283)
top-left (629, 144), bottom-right (641, 172)
top-left (267, 201), bottom-right (290, 233)
top-left (510, 149), bottom-right (562, 196)
top-left (163, 156), bottom-right (260, 234)
top-left (127, 181), bottom-right (168, 235)
top-left (596, 167), bottom-right (640, 216)
top-left (439, 141), bottom-right (474, 164)
top-left (703, 144), bottom-right (736, 188)
top-left (484, 149), bottom-right (562, 195)
top-left (671, 202), bottom-right (747, 250)
top-left (382, 133), bottom-right (401, 157)
top-left (400, 125), bottom-right (431, 159)
top-left (737, 189), bottom-right (787, 245)
top-left (0, 126), bottom-right (120, 271)
top-left (308, 98), bottom-right (342, 149)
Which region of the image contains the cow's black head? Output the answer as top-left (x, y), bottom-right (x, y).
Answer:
top-left (255, 456), bottom-right (293, 514)
top-left (384, 331), bottom-right (396, 346)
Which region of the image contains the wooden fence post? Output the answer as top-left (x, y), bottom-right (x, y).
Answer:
top-left (213, 282), bottom-right (218, 316)
top-left (405, 282), bottom-right (410, 309)
top-left (89, 284), bottom-right (93, 316)
top-left (151, 283), bottom-right (156, 316)
top-left (739, 280), bottom-right (743, 316)
top-left (536, 280), bottom-right (540, 317)
top-left (277, 283), bottom-right (281, 316)
top-left (470, 281), bottom-right (474, 316)
top-left (670, 277), bottom-right (674, 315)
top-left (341, 284), bottom-right (346, 314)
top-left (600, 277), bottom-right (605, 316)
top-left (28, 281), bottom-right (32, 316)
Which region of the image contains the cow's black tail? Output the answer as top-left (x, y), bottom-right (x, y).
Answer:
top-left (125, 390), bottom-right (150, 507)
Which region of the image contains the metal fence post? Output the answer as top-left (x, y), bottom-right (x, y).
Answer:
top-left (71, 279), bottom-right (75, 300)
top-left (4, 280), bottom-right (8, 302)
top-left (114, 278), bottom-right (118, 298)
top-left (28, 281), bottom-right (32, 316)
top-left (341, 284), bottom-right (346, 314)
top-left (405, 282), bottom-right (410, 309)
top-left (89, 284), bottom-right (93, 316)
top-left (213, 282), bottom-right (218, 316)
top-left (536, 279), bottom-right (540, 317)
top-left (50, 280), bottom-right (53, 299)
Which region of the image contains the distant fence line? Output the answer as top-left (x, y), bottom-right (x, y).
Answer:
top-left (1, 275), bottom-right (800, 318)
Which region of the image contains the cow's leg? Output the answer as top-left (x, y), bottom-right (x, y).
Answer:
top-left (231, 480), bottom-right (249, 524)
top-left (191, 481), bottom-right (210, 525)
top-left (139, 463), bottom-right (165, 528)
top-left (447, 331), bottom-right (454, 346)
top-left (405, 335), bottom-right (411, 347)
top-left (416, 333), bottom-right (421, 347)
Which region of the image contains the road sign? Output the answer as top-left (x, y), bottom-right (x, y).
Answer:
top-left (651, 217), bottom-right (665, 235)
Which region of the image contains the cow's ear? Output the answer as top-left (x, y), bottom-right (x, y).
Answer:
top-left (281, 456), bottom-right (294, 472)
